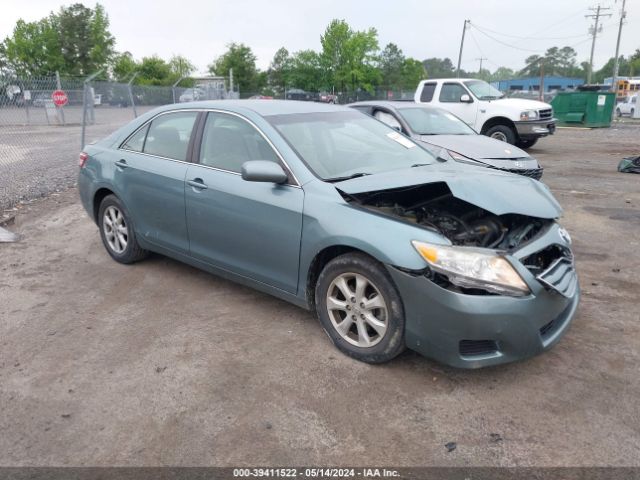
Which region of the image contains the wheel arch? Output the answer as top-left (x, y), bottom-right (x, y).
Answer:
top-left (92, 187), bottom-right (116, 224)
top-left (480, 116), bottom-right (517, 136)
top-left (306, 245), bottom-right (381, 310)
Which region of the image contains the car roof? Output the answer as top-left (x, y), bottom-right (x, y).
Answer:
top-left (349, 100), bottom-right (436, 110)
top-left (164, 99), bottom-right (352, 117)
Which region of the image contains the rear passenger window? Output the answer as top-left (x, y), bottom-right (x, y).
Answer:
top-left (121, 124), bottom-right (149, 152)
top-left (143, 112), bottom-right (198, 161)
top-left (420, 83), bottom-right (436, 102)
top-left (199, 112), bottom-right (279, 172)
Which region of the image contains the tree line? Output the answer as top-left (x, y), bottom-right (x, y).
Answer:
top-left (1, 3), bottom-right (639, 95)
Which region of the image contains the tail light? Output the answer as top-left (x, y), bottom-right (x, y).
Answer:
top-left (79, 151), bottom-right (89, 168)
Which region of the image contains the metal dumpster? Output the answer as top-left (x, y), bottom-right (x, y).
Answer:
top-left (551, 90), bottom-right (616, 127)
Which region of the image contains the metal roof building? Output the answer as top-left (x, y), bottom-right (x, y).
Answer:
top-left (492, 76), bottom-right (585, 92)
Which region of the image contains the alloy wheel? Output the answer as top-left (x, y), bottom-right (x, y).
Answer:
top-left (103, 206), bottom-right (128, 254)
top-left (491, 131), bottom-right (508, 142)
top-left (326, 272), bottom-right (388, 347)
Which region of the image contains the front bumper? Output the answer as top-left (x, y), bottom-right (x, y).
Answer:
top-left (388, 223), bottom-right (580, 368)
top-left (515, 118), bottom-right (557, 139)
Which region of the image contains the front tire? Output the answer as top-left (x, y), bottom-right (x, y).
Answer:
top-left (98, 194), bottom-right (148, 264)
top-left (616, 108), bottom-right (622, 117)
top-left (485, 124), bottom-right (517, 144)
top-left (315, 253), bottom-right (406, 363)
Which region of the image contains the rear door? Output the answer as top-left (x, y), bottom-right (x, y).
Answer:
top-left (116, 110), bottom-right (199, 254)
top-left (184, 111), bottom-right (304, 293)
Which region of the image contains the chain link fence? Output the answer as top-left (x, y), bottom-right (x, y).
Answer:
top-left (1, 74), bottom-right (412, 216)
top-left (0, 73), bottom-right (240, 215)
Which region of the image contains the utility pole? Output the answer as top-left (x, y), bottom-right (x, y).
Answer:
top-left (611, 0), bottom-right (627, 95)
top-left (456, 19), bottom-right (470, 78)
top-left (586, 5), bottom-right (612, 84)
top-left (475, 57), bottom-right (487, 76)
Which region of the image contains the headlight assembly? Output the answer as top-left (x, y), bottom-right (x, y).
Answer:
top-left (412, 240), bottom-right (530, 296)
top-left (520, 110), bottom-right (539, 121)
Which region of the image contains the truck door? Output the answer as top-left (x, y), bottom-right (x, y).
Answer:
top-left (437, 82), bottom-right (478, 128)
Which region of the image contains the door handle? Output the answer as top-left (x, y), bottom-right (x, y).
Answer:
top-left (187, 178), bottom-right (208, 190)
top-left (115, 159), bottom-right (128, 169)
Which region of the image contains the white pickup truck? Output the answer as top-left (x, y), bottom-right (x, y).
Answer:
top-left (414, 78), bottom-right (556, 149)
top-left (615, 94), bottom-right (637, 118)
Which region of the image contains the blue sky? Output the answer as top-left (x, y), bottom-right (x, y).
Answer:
top-left (1, 0), bottom-right (637, 75)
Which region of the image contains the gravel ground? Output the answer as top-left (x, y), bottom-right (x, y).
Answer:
top-left (0, 106), bottom-right (154, 213)
top-left (0, 122), bottom-right (639, 467)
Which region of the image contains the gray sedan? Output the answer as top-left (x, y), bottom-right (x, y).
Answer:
top-left (350, 101), bottom-right (544, 180)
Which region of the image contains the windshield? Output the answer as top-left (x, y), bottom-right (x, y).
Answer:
top-left (464, 80), bottom-right (504, 100)
top-left (268, 111), bottom-right (436, 180)
top-left (399, 107), bottom-right (475, 135)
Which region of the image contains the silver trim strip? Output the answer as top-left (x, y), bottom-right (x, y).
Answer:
top-left (118, 107), bottom-right (301, 188)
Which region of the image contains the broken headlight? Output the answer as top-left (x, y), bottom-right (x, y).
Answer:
top-left (412, 240), bottom-right (530, 296)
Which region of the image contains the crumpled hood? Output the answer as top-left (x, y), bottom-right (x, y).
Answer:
top-left (335, 164), bottom-right (562, 219)
top-left (419, 134), bottom-right (530, 160)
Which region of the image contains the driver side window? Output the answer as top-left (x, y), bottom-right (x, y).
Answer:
top-left (439, 83), bottom-right (467, 103)
top-left (199, 112), bottom-right (280, 172)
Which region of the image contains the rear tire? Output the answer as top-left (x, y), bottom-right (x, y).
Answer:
top-left (98, 194), bottom-right (148, 264)
top-left (516, 138), bottom-right (538, 149)
top-left (485, 124), bottom-right (516, 144)
top-left (631, 109), bottom-right (635, 118)
top-left (315, 253), bottom-right (406, 364)
top-left (616, 108), bottom-right (622, 117)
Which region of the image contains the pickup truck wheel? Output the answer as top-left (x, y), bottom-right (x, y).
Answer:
top-left (485, 125), bottom-right (516, 144)
top-left (516, 138), bottom-right (538, 149)
top-left (632, 109), bottom-right (635, 117)
top-left (616, 108), bottom-right (622, 117)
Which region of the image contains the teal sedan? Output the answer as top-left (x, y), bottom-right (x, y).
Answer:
top-left (78, 100), bottom-right (579, 368)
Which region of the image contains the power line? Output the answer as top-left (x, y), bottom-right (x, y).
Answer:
top-left (470, 24), bottom-right (543, 53)
top-left (469, 23), bottom-right (590, 41)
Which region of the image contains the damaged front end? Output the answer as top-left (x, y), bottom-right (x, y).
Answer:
top-left (338, 178), bottom-right (573, 298)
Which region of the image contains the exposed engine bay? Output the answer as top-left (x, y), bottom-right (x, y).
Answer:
top-left (340, 182), bottom-right (551, 251)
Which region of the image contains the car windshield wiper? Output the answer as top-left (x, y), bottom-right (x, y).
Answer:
top-left (411, 163), bottom-right (431, 168)
top-left (479, 95), bottom-right (504, 100)
top-left (324, 172), bottom-right (372, 183)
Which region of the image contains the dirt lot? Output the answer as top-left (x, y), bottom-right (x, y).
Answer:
top-left (1, 124), bottom-right (639, 467)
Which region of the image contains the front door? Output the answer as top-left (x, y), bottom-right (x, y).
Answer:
top-left (438, 82), bottom-right (478, 127)
top-left (185, 111), bottom-right (304, 294)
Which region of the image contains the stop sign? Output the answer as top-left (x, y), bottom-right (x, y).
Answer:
top-left (51, 90), bottom-right (68, 107)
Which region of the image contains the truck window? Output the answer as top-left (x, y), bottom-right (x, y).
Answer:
top-left (439, 83), bottom-right (468, 103)
top-left (420, 83), bottom-right (437, 102)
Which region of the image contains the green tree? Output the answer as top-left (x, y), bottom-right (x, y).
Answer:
top-left (111, 51), bottom-right (137, 82)
top-left (379, 43), bottom-right (404, 89)
top-left (320, 19), bottom-right (380, 93)
top-left (399, 58), bottom-right (425, 91)
top-left (136, 55), bottom-right (173, 85)
top-left (268, 47), bottom-right (291, 91)
top-left (522, 46), bottom-right (583, 78)
top-left (490, 66), bottom-right (516, 81)
top-left (1, 18), bottom-right (63, 76)
top-left (422, 57), bottom-right (455, 78)
top-left (1, 3), bottom-right (114, 76)
top-left (287, 50), bottom-right (323, 91)
top-left (169, 55), bottom-right (196, 78)
top-left (209, 42), bottom-right (260, 94)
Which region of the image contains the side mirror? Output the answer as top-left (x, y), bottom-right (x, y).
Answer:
top-left (460, 94), bottom-right (473, 103)
top-left (241, 160), bottom-right (288, 184)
